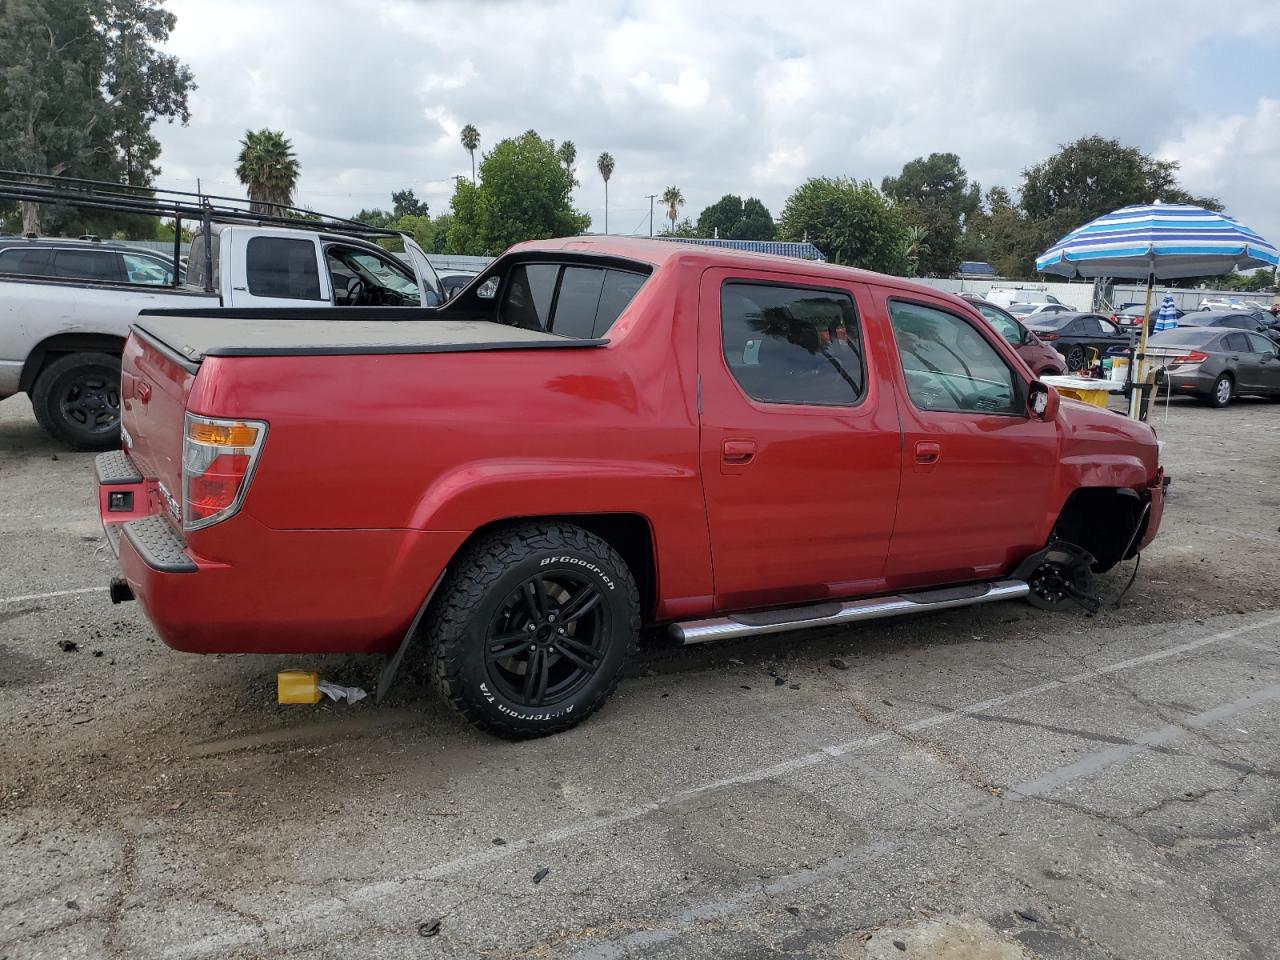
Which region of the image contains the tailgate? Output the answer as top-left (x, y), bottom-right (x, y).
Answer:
top-left (119, 329), bottom-right (197, 521)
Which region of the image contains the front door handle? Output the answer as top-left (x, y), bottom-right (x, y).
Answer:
top-left (915, 441), bottom-right (941, 465)
top-left (722, 439), bottom-right (756, 465)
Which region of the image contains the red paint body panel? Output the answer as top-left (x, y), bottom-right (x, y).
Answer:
top-left (99, 237), bottom-right (1166, 656)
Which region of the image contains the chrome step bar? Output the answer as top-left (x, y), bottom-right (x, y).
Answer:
top-left (671, 579), bottom-right (1030, 645)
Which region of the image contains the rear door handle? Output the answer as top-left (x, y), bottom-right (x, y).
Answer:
top-left (915, 441), bottom-right (941, 465)
top-left (722, 439), bottom-right (756, 464)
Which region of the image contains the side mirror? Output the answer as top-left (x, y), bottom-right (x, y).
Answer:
top-left (1028, 380), bottom-right (1060, 422)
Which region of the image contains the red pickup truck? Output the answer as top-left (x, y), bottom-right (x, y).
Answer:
top-left (95, 237), bottom-right (1165, 738)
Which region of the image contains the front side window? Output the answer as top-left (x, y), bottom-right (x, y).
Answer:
top-left (1246, 332), bottom-right (1278, 355)
top-left (975, 303), bottom-right (1022, 346)
top-left (246, 236), bottom-right (321, 300)
top-left (889, 300), bottom-right (1019, 415)
top-left (325, 246), bottom-right (420, 306)
top-left (121, 252), bottom-right (174, 286)
top-left (720, 282), bottom-right (865, 406)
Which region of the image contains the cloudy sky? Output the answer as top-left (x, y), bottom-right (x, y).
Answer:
top-left (155, 0), bottom-right (1280, 243)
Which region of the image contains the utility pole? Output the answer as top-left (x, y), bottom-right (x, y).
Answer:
top-left (645, 194), bottom-right (657, 237)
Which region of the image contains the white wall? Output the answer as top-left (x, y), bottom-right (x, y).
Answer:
top-left (913, 277), bottom-right (1095, 311)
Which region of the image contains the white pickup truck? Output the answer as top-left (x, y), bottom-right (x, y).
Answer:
top-left (0, 224), bottom-right (443, 449)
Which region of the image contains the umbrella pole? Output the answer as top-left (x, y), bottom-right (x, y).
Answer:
top-left (1128, 271), bottom-right (1155, 420)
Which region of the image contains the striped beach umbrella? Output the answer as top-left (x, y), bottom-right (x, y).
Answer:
top-left (1036, 203), bottom-right (1278, 420)
top-left (1036, 203), bottom-right (1278, 279)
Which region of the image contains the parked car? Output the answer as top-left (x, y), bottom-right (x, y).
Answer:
top-left (984, 287), bottom-right (1064, 309)
top-left (1198, 296), bottom-right (1237, 311)
top-left (1023, 312), bottom-right (1132, 371)
top-left (95, 237), bottom-right (1166, 739)
top-left (0, 224), bottom-right (443, 450)
top-left (1007, 302), bottom-right (1074, 321)
top-left (1111, 302), bottom-right (1183, 331)
top-left (1147, 326), bottom-right (1280, 407)
top-left (961, 296), bottom-right (1067, 376)
top-left (1177, 309), bottom-right (1280, 345)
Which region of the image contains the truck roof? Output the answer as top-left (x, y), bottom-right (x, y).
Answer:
top-left (506, 236), bottom-right (955, 300)
top-left (132, 315), bottom-right (605, 366)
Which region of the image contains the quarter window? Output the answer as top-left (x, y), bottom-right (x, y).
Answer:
top-left (720, 282), bottom-right (865, 406)
top-left (889, 300), bottom-right (1019, 415)
top-left (246, 237), bottom-right (322, 300)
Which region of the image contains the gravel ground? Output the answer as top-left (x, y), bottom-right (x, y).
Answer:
top-left (2, 391), bottom-right (1279, 960)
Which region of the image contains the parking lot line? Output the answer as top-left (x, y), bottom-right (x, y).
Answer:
top-left (0, 585), bottom-right (102, 605)
top-left (162, 611), bottom-right (1280, 960)
top-left (568, 679), bottom-right (1280, 960)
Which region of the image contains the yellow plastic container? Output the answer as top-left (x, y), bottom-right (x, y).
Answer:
top-left (277, 670), bottom-right (321, 704)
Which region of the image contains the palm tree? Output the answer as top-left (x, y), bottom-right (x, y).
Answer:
top-left (557, 140), bottom-right (577, 180)
top-left (899, 225), bottom-right (930, 277)
top-left (597, 152), bottom-right (615, 234)
top-left (661, 186), bottom-right (685, 234)
top-left (235, 129), bottom-right (300, 216)
top-left (460, 124), bottom-right (480, 184)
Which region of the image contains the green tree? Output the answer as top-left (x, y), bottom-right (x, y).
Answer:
top-left (235, 129), bottom-right (299, 215)
top-left (556, 140), bottom-right (576, 181)
top-left (355, 207), bottom-right (392, 228)
top-left (778, 177), bottom-right (909, 274)
top-left (596, 151), bottom-right (615, 233)
top-left (1021, 135), bottom-right (1222, 230)
top-left (660, 217), bottom-right (698, 238)
top-left (695, 194), bottom-right (776, 240)
top-left (460, 123), bottom-right (480, 184)
top-left (391, 188), bottom-right (427, 218)
top-left (882, 152), bottom-right (979, 276)
top-left (661, 186), bottom-right (685, 234)
top-left (0, 0), bottom-right (195, 234)
top-left (445, 131), bottom-right (589, 255)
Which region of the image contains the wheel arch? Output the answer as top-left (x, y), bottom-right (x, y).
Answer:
top-left (20, 332), bottom-right (126, 392)
top-left (1051, 486), bottom-right (1146, 573)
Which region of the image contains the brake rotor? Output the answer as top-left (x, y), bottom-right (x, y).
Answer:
top-left (1027, 558), bottom-right (1096, 611)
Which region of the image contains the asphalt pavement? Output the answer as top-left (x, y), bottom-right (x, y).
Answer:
top-left (2, 392), bottom-right (1279, 959)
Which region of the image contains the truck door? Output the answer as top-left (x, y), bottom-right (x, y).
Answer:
top-left (697, 268), bottom-right (903, 612)
top-left (225, 231), bottom-right (331, 308)
top-left (875, 291), bottom-right (1059, 588)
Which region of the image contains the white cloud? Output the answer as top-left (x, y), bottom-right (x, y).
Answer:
top-left (1158, 98), bottom-right (1280, 242)
top-left (154, 0), bottom-right (1280, 242)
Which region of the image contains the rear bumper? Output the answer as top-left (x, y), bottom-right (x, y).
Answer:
top-left (97, 450), bottom-right (465, 655)
top-left (1164, 369), bottom-right (1216, 396)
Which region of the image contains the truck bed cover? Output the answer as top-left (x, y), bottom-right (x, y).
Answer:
top-left (131, 314), bottom-right (606, 364)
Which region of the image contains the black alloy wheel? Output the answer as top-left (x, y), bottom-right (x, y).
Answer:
top-left (1065, 345), bottom-right (1086, 371)
top-left (484, 572), bottom-right (608, 708)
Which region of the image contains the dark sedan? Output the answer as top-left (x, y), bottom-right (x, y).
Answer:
top-left (1024, 312), bottom-right (1132, 372)
top-left (1147, 327), bottom-right (1280, 407)
top-left (960, 296), bottom-right (1067, 376)
top-left (1112, 302), bottom-right (1183, 332)
top-left (1177, 309), bottom-right (1280, 345)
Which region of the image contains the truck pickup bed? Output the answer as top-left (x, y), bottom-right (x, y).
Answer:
top-left (97, 236), bottom-right (1166, 739)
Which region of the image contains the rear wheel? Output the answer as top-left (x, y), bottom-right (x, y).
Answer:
top-left (427, 521), bottom-right (640, 739)
top-left (1065, 345), bottom-right (1086, 371)
top-left (30, 352), bottom-right (122, 451)
top-left (1208, 373), bottom-right (1233, 408)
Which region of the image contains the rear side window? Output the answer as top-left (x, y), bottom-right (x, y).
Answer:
top-left (499, 263), bottom-right (645, 338)
top-left (246, 237), bottom-right (321, 300)
top-left (0, 248), bottom-right (53, 276)
top-left (720, 282), bottom-right (865, 406)
top-left (1223, 332), bottom-right (1250, 352)
top-left (53, 249), bottom-right (120, 282)
top-left (889, 300), bottom-right (1019, 415)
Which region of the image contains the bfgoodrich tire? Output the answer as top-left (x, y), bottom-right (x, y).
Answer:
top-left (30, 351), bottom-right (122, 451)
top-left (427, 521), bottom-right (641, 739)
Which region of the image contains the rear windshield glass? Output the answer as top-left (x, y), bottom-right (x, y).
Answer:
top-left (499, 263), bottom-right (646, 338)
top-left (1150, 329), bottom-right (1218, 346)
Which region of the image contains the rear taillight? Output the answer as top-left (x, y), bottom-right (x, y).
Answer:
top-left (1171, 351), bottom-right (1209, 364)
top-left (182, 414), bottom-right (267, 530)
top-left (1037, 332), bottom-right (1059, 341)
